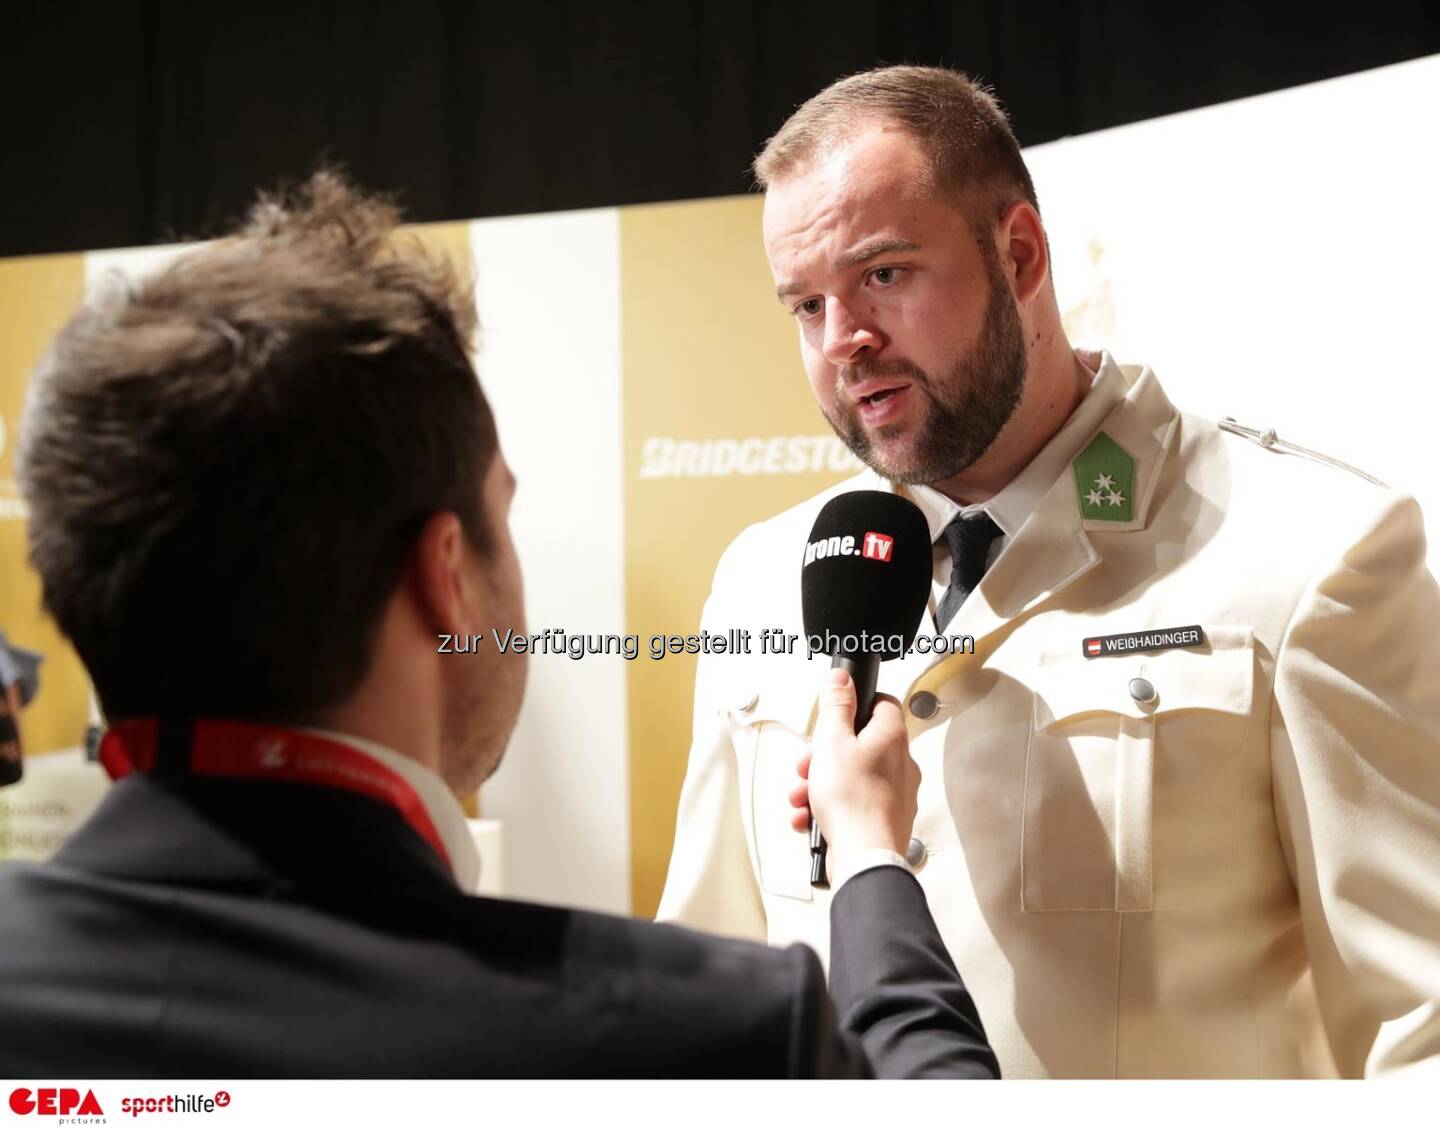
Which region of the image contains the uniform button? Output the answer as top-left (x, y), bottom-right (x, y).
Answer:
top-left (1128, 677), bottom-right (1157, 705)
top-left (908, 691), bottom-right (938, 719)
top-left (734, 691), bottom-right (758, 713)
top-left (905, 837), bottom-right (928, 868)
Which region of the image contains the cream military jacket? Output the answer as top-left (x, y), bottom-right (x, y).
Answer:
top-left (656, 358), bottom-right (1440, 1078)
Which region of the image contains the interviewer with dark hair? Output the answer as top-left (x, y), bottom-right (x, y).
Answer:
top-left (0, 173), bottom-right (997, 1079)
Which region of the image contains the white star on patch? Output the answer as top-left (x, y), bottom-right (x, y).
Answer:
top-left (1106, 490), bottom-right (1126, 507)
top-left (1085, 489), bottom-right (1106, 507)
top-left (1094, 473), bottom-right (1115, 491)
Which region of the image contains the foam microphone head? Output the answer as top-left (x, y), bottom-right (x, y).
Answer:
top-left (801, 491), bottom-right (932, 660)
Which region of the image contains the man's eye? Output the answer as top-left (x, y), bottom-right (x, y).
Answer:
top-left (870, 266), bottom-right (901, 286)
top-left (795, 298), bottom-right (823, 318)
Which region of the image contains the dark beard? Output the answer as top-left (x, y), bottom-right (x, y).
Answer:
top-left (827, 254), bottom-right (1027, 485)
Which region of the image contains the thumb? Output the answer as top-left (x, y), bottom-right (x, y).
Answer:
top-left (817, 667), bottom-right (856, 731)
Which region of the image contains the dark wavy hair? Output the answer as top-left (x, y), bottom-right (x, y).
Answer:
top-left (19, 171), bottom-right (496, 721)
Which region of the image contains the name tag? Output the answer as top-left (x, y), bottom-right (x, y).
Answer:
top-left (1083, 625), bottom-right (1206, 659)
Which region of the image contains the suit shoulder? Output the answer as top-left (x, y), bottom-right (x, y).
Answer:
top-left (0, 859), bottom-right (84, 908)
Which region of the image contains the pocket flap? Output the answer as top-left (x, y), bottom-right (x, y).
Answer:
top-left (1034, 625), bottom-right (1254, 731)
top-left (723, 659), bottom-right (822, 737)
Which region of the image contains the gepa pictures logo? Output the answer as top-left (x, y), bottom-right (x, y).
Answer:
top-left (8, 1087), bottom-right (105, 1119)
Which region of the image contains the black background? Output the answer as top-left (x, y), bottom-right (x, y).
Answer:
top-left (4, 0), bottom-right (1437, 257)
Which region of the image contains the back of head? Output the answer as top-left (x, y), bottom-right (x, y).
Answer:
top-left (754, 64), bottom-right (1039, 235)
top-left (18, 172), bottom-right (497, 723)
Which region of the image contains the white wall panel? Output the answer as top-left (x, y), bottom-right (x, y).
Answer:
top-left (468, 209), bottom-right (630, 913)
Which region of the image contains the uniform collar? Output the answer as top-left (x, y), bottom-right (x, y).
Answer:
top-left (901, 357), bottom-right (1183, 710)
top-left (302, 727), bottom-right (481, 894)
top-left (903, 350), bottom-right (1125, 542)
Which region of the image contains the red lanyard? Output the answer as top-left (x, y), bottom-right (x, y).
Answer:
top-left (99, 719), bottom-right (451, 869)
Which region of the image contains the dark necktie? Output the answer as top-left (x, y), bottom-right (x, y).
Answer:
top-left (934, 512), bottom-right (1002, 634)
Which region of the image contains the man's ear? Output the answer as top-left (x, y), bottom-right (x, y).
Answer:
top-left (996, 200), bottom-right (1050, 307)
top-left (407, 511), bottom-right (482, 635)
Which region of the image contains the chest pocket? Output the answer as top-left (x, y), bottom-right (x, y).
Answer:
top-left (730, 674), bottom-right (819, 904)
top-left (1022, 626), bottom-right (1255, 913)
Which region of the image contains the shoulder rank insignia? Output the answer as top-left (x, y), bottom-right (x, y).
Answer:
top-left (1072, 431), bottom-right (1134, 522)
top-left (1217, 418), bottom-right (1386, 487)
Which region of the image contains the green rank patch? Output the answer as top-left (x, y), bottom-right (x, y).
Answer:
top-left (1073, 431), bottom-right (1134, 522)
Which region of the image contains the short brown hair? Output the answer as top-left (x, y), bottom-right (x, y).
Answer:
top-left (754, 65), bottom-right (1039, 231)
top-left (19, 171), bottom-right (496, 721)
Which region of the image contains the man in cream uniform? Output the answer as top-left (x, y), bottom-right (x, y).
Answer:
top-left (658, 65), bottom-right (1440, 1078)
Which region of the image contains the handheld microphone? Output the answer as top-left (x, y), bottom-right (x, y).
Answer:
top-left (800, 491), bottom-right (931, 886)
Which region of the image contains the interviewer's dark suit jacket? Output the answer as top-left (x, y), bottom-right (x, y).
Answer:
top-left (0, 775), bottom-right (997, 1078)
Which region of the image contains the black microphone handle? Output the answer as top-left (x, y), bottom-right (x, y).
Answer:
top-left (809, 652), bottom-right (881, 887)
top-left (832, 653), bottom-right (880, 730)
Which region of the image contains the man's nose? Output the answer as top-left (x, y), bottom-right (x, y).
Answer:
top-left (821, 297), bottom-right (883, 366)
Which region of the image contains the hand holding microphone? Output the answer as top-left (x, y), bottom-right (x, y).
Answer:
top-left (798, 491), bottom-right (932, 885)
top-left (788, 668), bottom-right (918, 883)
